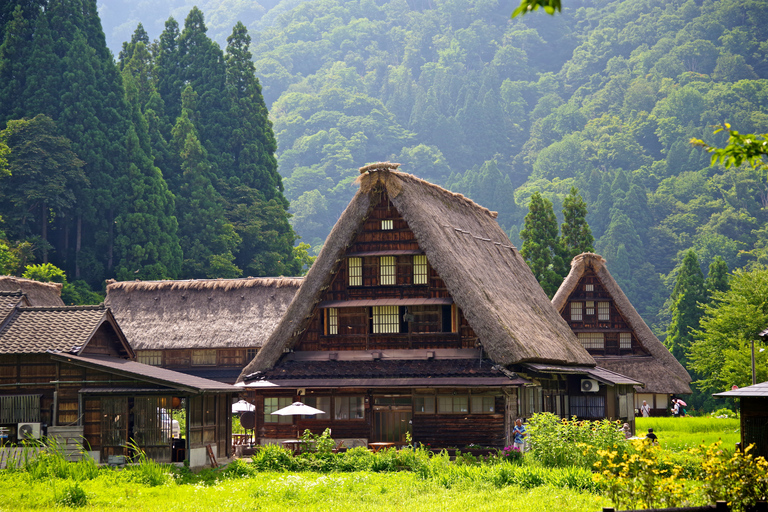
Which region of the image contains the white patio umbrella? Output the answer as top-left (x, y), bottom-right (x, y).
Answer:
top-left (271, 401), bottom-right (325, 416)
top-left (232, 400), bottom-right (255, 414)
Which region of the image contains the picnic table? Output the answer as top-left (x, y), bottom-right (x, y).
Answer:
top-left (368, 442), bottom-right (396, 452)
top-left (282, 439), bottom-right (315, 454)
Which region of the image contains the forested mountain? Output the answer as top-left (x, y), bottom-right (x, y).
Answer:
top-left (0, 0), bottom-right (301, 290)
top-left (96, 0), bottom-right (765, 340)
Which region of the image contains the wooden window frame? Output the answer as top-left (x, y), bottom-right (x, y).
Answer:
top-left (437, 395), bottom-right (469, 414)
top-left (348, 257), bottom-right (362, 287)
top-left (137, 350), bottom-right (162, 366)
top-left (372, 305), bottom-right (400, 334)
top-left (470, 395), bottom-right (496, 414)
top-left (191, 349), bottom-right (216, 366)
top-left (570, 302), bottom-right (583, 321)
top-left (585, 301), bottom-right (595, 316)
top-left (264, 397), bottom-right (292, 424)
top-left (413, 255), bottom-right (428, 285)
top-left (334, 396), bottom-right (364, 420)
top-left (326, 308), bottom-right (338, 335)
top-left (597, 301), bottom-right (610, 321)
top-left (413, 395), bottom-right (435, 414)
top-left (577, 332), bottom-right (604, 349)
top-left (379, 256), bottom-right (396, 285)
top-left (381, 219), bottom-right (393, 230)
top-left (619, 332), bottom-right (632, 350)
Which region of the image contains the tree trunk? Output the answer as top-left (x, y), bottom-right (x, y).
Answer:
top-left (41, 202), bottom-right (48, 264)
top-left (75, 215), bottom-right (82, 279)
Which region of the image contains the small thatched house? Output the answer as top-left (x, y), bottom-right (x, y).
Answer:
top-left (0, 291), bottom-right (236, 466)
top-left (552, 253), bottom-right (692, 416)
top-left (237, 165), bottom-right (639, 448)
top-left (714, 381), bottom-right (768, 458)
top-left (105, 277), bottom-right (302, 383)
top-left (0, 276), bottom-right (64, 306)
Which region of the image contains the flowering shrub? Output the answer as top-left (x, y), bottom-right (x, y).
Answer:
top-left (526, 413), bottom-right (628, 468)
top-left (593, 440), bottom-right (691, 510)
top-left (499, 446), bottom-right (523, 463)
top-left (697, 441), bottom-right (768, 512)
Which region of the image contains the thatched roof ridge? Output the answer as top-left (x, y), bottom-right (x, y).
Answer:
top-left (0, 276), bottom-right (64, 306)
top-left (105, 277), bottom-right (303, 350)
top-left (552, 253), bottom-right (692, 394)
top-left (239, 169), bottom-right (594, 382)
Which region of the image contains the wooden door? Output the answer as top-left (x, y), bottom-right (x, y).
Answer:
top-left (372, 396), bottom-right (412, 443)
top-left (100, 397), bottom-right (128, 462)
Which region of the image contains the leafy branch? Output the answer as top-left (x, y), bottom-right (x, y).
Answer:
top-left (691, 124), bottom-right (768, 170)
top-left (511, 0), bottom-right (562, 18)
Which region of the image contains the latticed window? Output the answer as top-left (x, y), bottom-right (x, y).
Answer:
top-left (585, 301), bottom-right (595, 315)
top-left (414, 396), bottom-right (435, 414)
top-left (137, 350), bottom-right (162, 366)
top-left (598, 302), bottom-right (610, 321)
top-left (570, 302), bottom-right (583, 321)
top-left (246, 348), bottom-right (257, 361)
top-left (191, 349), bottom-right (216, 366)
top-left (381, 219), bottom-right (393, 230)
top-left (379, 256), bottom-right (396, 285)
top-left (373, 305), bottom-right (400, 333)
top-left (327, 308), bottom-right (338, 335)
top-left (577, 332), bottom-right (604, 349)
top-left (413, 255), bottom-right (428, 285)
top-left (585, 284), bottom-right (594, 292)
top-left (348, 257), bottom-right (362, 286)
top-left (620, 332), bottom-right (632, 349)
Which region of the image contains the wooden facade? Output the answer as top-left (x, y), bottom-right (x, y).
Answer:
top-left (552, 253), bottom-right (693, 417)
top-left (0, 300), bottom-right (235, 466)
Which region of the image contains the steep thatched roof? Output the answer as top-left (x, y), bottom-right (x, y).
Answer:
top-left (239, 168), bottom-right (594, 382)
top-left (105, 277), bottom-right (302, 350)
top-left (552, 253), bottom-right (692, 395)
top-left (0, 276), bottom-right (64, 306)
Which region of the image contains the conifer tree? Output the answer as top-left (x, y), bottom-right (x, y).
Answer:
top-left (520, 191), bottom-right (564, 297)
top-left (666, 249), bottom-right (706, 366)
top-left (171, 86), bottom-right (241, 279)
top-left (0, 6), bottom-right (33, 124)
top-left (155, 17), bottom-right (181, 133)
top-left (561, 186), bottom-right (594, 261)
top-left (114, 74), bottom-right (183, 281)
top-left (705, 256), bottom-right (729, 301)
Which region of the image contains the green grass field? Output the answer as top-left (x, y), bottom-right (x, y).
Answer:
top-left (0, 416), bottom-right (742, 511)
top-left (636, 416), bottom-right (740, 451)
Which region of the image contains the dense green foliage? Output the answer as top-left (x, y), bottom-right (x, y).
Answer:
top-left (0, 2), bottom-right (301, 298)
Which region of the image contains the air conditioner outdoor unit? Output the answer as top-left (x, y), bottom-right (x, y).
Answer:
top-left (17, 422), bottom-right (41, 439)
top-left (581, 379), bottom-right (599, 393)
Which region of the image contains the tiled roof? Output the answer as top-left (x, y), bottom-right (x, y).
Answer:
top-left (50, 353), bottom-right (238, 393)
top-left (0, 292), bottom-right (26, 324)
top-left (259, 358), bottom-right (515, 381)
top-left (0, 305), bottom-right (107, 354)
top-left (522, 362), bottom-right (643, 386)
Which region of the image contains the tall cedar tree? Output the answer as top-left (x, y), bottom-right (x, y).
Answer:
top-left (520, 191), bottom-right (564, 297)
top-left (113, 73), bottom-right (183, 281)
top-left (171, 86), bottom-right (241, 279)
top-left (666, 249), bottom-right (706, 366)
top-left (0, 6), bottom-right (33, 124)
top-left (0, 115), bottom-right (86, 262)
top-left (561, 186), bottom-right (594, 261)
top-left (705, 256), bottom-right (729, 301)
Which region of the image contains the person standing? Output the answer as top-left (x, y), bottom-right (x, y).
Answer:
top-left (671, 399), bottom-right (680, 417)
top-left (513, 419), bottom-right (527, 452)
top-left (641, 400), bottom-right (651, 417)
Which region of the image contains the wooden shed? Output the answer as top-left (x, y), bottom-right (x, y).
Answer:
top-left (0, 290), bottom-right (236, 466)
top-left (237, 165), bottom-right (639, 448)
top-left (105, 277), bottom-right (302, 383)
top-left (714, 382), bottom-right (768, 459)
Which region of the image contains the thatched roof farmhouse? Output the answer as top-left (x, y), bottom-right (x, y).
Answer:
top-left (106, 277), bottom-right (301, 383)
top-left (552, 252), bottom-right (692, 415)
top-left (0, 276), bottom-right (64, 306)
top-left (237, 165), bottom-right (639, 448)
